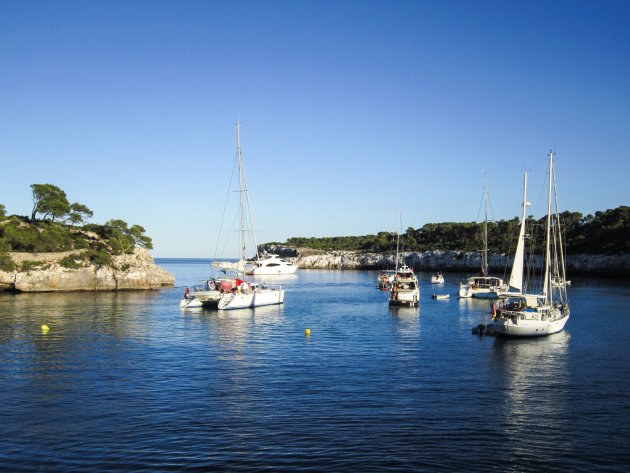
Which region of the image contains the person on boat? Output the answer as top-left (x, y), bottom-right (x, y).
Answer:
top-left (184, 287), bottom-right (189, 299)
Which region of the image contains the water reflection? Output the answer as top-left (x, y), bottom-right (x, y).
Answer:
top-left (490, 332), bottom-right (571, 466)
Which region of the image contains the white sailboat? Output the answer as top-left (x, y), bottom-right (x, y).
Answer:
top-left (492, 152), bottom-right (570, 337)
top-left (181, 123), bottom-right (284, 310)
top-left (389, 211), bottom-right (420, 307)
top-left (458, 173), bottom-right (507, 299)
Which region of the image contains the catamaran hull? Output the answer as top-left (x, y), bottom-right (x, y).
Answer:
top-left (471, 289), bottom-right (501, 299)
top-left (180, 290), bottom-right (222, 309)
top-left (493, 314), bottom-right (569, 337)
top-left (218, 289), bottom-right (285, 310)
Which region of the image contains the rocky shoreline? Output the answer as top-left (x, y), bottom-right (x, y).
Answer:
top-left (0, 248), bottom-right (174, 292)
top-left (261, 245), bottom-right (630, 277)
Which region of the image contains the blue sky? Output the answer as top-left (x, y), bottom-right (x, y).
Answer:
top-left (1, 1), bottom-right (628, 257)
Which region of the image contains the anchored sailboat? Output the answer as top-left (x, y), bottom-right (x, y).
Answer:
top-left (180, 123), bottom-right (285, 310)
top-left (388, 210), bottom-right (420, 307)
top-left (492, 152), bottom-right (570, 336)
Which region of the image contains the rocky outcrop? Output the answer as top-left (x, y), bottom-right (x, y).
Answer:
top-left (0, 248), bottom-right (174, 292)
top-left (260, 245), bottom-right (630, 277)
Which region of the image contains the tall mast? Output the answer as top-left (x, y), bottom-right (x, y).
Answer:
top-left (483, 172), bottom-right (488, 275)
top-left (236, 122), bottom-right (246, 269)
top-left (395, 209), bottom-right (401, 271)
top-left (543, 151), bottom-right (553, 301)
top-left (553, 165), bottom-right (568, 302)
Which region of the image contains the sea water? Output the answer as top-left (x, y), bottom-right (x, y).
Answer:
top-left (1, 259), bottom-right (629, 472)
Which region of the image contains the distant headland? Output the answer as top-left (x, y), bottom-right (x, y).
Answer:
top-left (0, 184), bottom-right (174, 292)
top-left (260, 205), bottom-right (630, 277)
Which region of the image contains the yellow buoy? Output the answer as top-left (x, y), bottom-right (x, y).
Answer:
top-left (41, 324), bottom-right (50, 333)
top-left (305, 328), bottom-right (311, 336)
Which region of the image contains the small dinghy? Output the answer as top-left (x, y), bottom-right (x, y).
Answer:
top-left (432, 293), bottom-right (450, 300)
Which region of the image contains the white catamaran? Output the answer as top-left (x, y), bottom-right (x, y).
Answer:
top-left (180, 123), bottom-right (284, 310)
top-left (458, 173), bottom-right (507, 299)
top-left (492, 152), bottom-right (570, 336)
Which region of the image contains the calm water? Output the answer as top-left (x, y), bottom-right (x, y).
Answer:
top-left (1, 259), bottom-right (629, 472)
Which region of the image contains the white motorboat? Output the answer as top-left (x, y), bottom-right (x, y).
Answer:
top-left (180, 123), bottom-right (284, 310)
top-left (389, 265), bottom-right (420, 307)
top-left (432, 293), bottom-right (450, 300)
top-left (492, 152), bottom-right (570, 337)
top-left (388, 211), bottom-right (420, 307)
top-left (431, 272), bottom-right (445, 284)
top-left (458, 173), bottom-right (508, 299)
top-left (246, 253), bottom-right (297, 275)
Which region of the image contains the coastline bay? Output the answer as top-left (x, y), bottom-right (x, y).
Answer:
top-left (1, 258), bottom-right (629, 472)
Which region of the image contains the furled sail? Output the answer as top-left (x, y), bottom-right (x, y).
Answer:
top-left (508, 172), bottom-right (529, 293)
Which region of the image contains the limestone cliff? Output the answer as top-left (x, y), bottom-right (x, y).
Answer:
top-left (259, 245), bottom-right (630, 277)
top-left (0, 248), bottom-right (174, 292)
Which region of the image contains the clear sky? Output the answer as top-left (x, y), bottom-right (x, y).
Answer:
top-left (2, 0), bottom-right (628, 258)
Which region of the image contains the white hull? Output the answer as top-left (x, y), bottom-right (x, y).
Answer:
top-left (431, 275), bottom-right (444, 284)
top-left (180, 298), bottom-right (203, 308)
top-left (493, 308), bottom-right (569, 337)
top-left (247, 266), bottom-right (297, 275)
top-left (245, 254), bottom-right (297, 275)
top-left (180, 289), bottom-right (222, 309)
top-left (390, 289), bottom-right (419, 306)
top-left (218, 288), bottom-right (284, 310)
top-left (470, 288), bottom-right (501, 299)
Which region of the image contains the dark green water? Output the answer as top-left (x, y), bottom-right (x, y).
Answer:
top-left (1, 259), bottom-right (629, 472)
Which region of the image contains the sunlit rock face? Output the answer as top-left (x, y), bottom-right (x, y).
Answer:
top-left (259, 245), bottom-right (630, 277)
top-left (0, 248), bottom-right (174, 292)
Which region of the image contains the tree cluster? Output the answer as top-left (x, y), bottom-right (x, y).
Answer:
top-left (30, 183), bottom-right (94, 225)
top-left (0, 184), bottom-right (153, 271)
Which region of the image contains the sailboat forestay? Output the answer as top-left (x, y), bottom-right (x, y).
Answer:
top-left (492, 151), bottom-right (570, 336)
top-left (180, 123), bottom-right (285, 310)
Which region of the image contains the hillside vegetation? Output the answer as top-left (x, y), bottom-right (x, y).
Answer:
top-left (272, 206), bottom-right (630, 255)
top-left (0, 184), bottom-right (152, 272)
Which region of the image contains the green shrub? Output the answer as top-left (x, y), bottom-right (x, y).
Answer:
top-left (0, 253), bottom-right (15, 271)
top-left (84, 248), bottom-right (112, 267)
top-left (59, 254), bottom-right (84, 269)
top-left (21, 260), bottom-right (46, 271)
